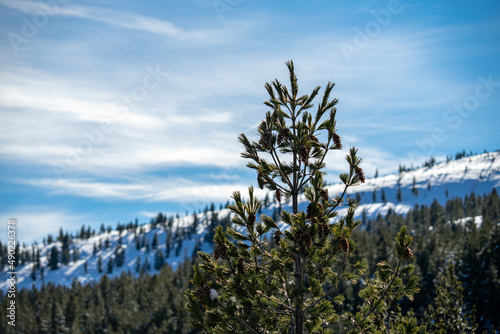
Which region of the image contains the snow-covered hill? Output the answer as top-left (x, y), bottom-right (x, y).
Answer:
top-left (1, 152), bottom-right (499, 292)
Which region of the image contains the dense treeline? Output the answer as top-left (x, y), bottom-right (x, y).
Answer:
top-left (0, 259), bottom-right (199, 334)
top-left (353, 189), bottom-right (500, 332)
top-left (0, 189), bottom-right (498, 333)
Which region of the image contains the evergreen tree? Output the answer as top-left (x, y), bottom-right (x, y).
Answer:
top-left (381, 189), bottom-right (387, 203)
top-left (412, 176), bottom-right (418, 196)
top-left (192, 212), bottom-right (199, 236)
top-left (107, 257), bottom-right (114, 274)
top-left (175, 239), bottom-right (183, 257)
top-left (152, 233), bottom-right (158, 249)
top-left (424, 264), bottom-right (478, 333)
top-left (31, 264), bottom-right (37, 281)
top-left (154, 249), bottom-right (165, 270)
top-left (185, 61), bottom-right (419, 333)
top-left (48, 246), bottom-right (59, 270)
top-left (135, 235), bottom-right (141, 250)
top-left (166, 233), bottom-right (172, 258)
top-left (35, 248), bottom-right (41, 270)
top-left (72, 248), bottom-right (79, 262)
top-left (97, 256), bottom-right (103, 274)
top-left (114, 246), bottom-right (125, 267)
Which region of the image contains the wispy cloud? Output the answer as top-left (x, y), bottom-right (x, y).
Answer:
top-left (18, 176), bottom-right (265, 205)
top-left (0, 0), bottom-right (215, 42)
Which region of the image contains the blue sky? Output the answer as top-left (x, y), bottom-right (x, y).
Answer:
top-left (1, 0), bottom-right (499, 244)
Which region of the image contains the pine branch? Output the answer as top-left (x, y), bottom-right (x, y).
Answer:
top-left (339, 259), bottom-right (403, 334)
top-left (255, 290), bottom-right (295, 312)
top-left (270, 146), bottom-right (293, 189)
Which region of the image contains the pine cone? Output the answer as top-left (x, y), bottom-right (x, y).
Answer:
top-left (317, 202), bottom-right (324, 216)
top-left (320, 188), bottom-right (329, 202)
top-left (318, 223), bottom-right (329, 238)
top-left (310, 134), bottom-right (320, 144)
top-left (214, 243), bottom-right (229, 261)
top-left (355, 166), bottom-right (365, 184)
top-left (272, 110), bottom-right (279, 122)
top-left (332, 132), bottom-right (342, 149)
top-left (277, 128), bottom-right (290, 145)
top-left (197, 283), bottom-right (211, 305)
top-left (248, 213), bottom-right (256, 228)
top-left (306, 203), bottom-right (313, 219)
top-left (299, 146), bottom-right (310, 164)
top-left (302, 231), bottom-right (312, 248)
top-left (259, 131), bottom-right (272, 150)
top-left (257, 172), bottom-right (265, 189)
top-left (276, 189), bottom-right (282, 203)
top-left (295, 229), bottom-right (311, 248)
top-left (274, 230), bottom-right (281, 245)
top-left (237, 258), bottom-right (245, 274)
top-left (339, 237), bottom-right (349, 252)
top-left (404, 247), bottom-right (414, 260)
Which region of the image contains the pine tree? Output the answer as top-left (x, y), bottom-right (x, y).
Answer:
top-left (97, 256), bottom-right (103, 274)
top-left (424, 264), bottom-right (478, 333)
top-left (114, 246), bottom-right (125, 267)
top-left (412, 176), bottom-right (418, 196)
top-left (152, 233), bottom-right (158, 249)
top-left (154, 249), bottom-right (165, 270)
top-left (135, 256), bottom-right (141, 273)
top-left (48, 246), bottom-right (59, 270)
top-left (107, 257), bottom-right (114, 274)
top-left (31, 264), bottom-right (37, 281)
top-left (397, 186), bottom-right (402, 202)
top-left (185, 61), bottom-right (419, 333)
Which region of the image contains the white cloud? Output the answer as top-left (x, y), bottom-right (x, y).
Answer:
top-left (0, 0), bottom-right (216, 42)
top-left (17, 176), bottom-right (265, 205)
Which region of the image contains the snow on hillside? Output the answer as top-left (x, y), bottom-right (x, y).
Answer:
top-left (328, 151), bottom-right (499, 219)
top-left (1, 152), bottom-right (498, 292)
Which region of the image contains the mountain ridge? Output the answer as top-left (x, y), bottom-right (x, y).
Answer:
top-left (1, 151), bottom-right (498, 292)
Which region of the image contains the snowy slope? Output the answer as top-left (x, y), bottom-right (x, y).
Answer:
top-left (1, 152), bottom-right (498, 292)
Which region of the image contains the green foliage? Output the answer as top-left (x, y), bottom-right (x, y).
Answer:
top-left (0, 260), bottom-right (199, 334)
top-left (185, 61), bottom-right (420, 333)
top-left (351, 227), bottom-right (424, 333)
top-left (424, 264), bottom-right (478, 333)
